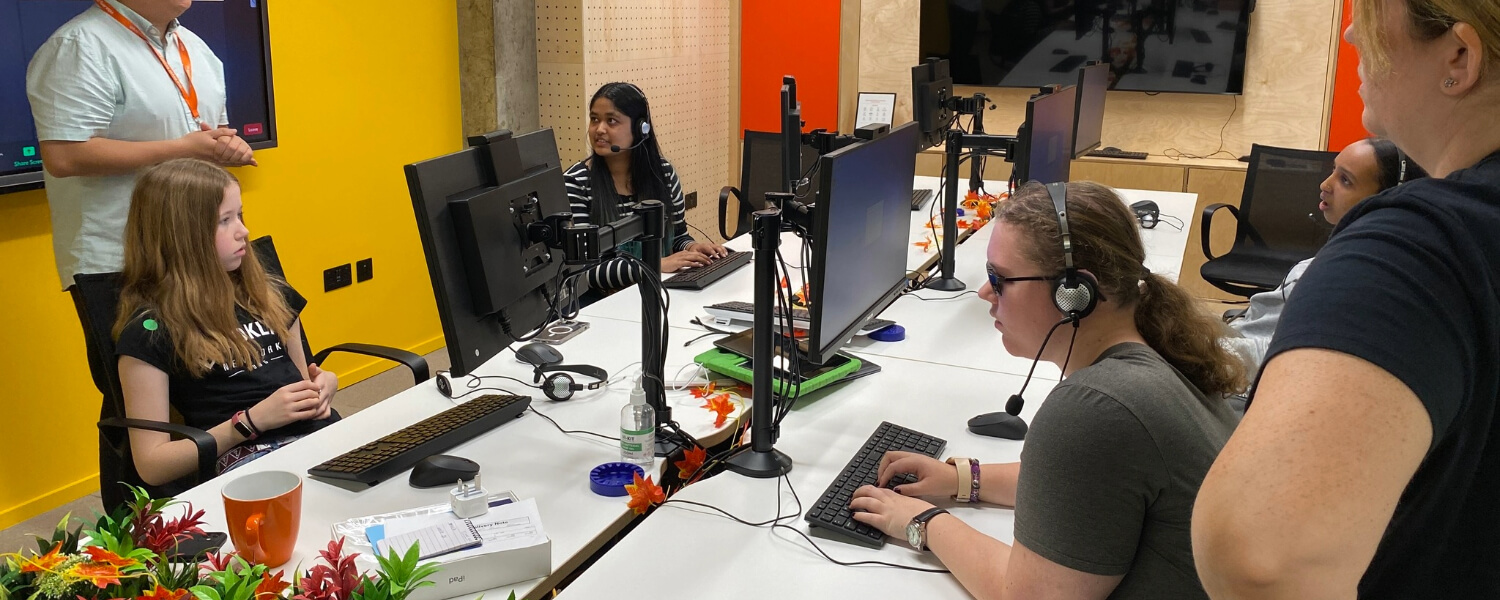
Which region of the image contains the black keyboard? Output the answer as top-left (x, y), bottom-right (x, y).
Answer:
top-left (663, 250), bottom-right (752, 290)
top-left (911, 188), bottom-right (935, 211)
top-left (1087, 147), bottom-right (1150, 160)
top-left (806, 422), bottom-right (947, 547)
top-left (307, 394), bottom-right (530, 485)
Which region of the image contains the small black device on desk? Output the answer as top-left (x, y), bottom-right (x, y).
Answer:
top-left (307, 394), bottom-right (530, 486)
top-left (662, 249), bottom-right (752, 290)
top-left (806, 421), bottom-right (947, 547)
top-left (410, 454), bottom-right (481, 488)
top-left (1130, 200), bottom-right (1161, 229)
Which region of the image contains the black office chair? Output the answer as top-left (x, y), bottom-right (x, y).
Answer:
top-left (72, 235), bottom-right (429, 511)
top-left (1200, 144), bottom-right (1337, 298)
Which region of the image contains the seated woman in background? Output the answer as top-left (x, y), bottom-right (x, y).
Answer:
top-left (115, 158), bottom-right (338, 486)
top-left (851, 181), bottom-right (1245, 599)
top-left (1222, 137), bottom-right (1426, 379)
top-left (562, 82), bottom-right (727, 296)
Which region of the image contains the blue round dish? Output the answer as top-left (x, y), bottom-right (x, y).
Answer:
top-left (590, 462), bottom-right (646, 497)
top-left (868, 324), bottom-right (906, 342)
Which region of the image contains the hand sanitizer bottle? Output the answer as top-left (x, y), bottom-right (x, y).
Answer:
top-left (621, 377), bottom-right (655, 467)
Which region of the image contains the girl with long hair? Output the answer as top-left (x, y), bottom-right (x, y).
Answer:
top-left (850, 181), bottom-right (1244, 599)
top-left (561, 82), bottom-right (727, 293)
top-left (114, 158), bottom-right (337, 486)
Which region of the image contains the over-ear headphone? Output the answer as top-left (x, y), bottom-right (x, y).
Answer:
top-left (1045, 182), bottom-right (1099, 321)
top-left (533, 364), bottom-right (609, 401)
top-left (608, 82), bottom-right (653, 153)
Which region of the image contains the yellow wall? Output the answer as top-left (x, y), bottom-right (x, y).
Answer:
top-left (0, 0), bottom-right (461, 528)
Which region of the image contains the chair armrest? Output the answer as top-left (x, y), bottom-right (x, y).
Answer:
top-left (1200, 203), bottom-right (1240, 261)
top-left (1222, 307), bottom-right (1248, 322)
top-left (312, 343), bottom-right (430, 384)
top-left (98, 418), bottom-right (217, 481)
top-left (718, 186), bottom-right (744, 240)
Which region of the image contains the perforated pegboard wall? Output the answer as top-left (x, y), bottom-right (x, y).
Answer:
top-left (537, 0), bottom-right (732, 242)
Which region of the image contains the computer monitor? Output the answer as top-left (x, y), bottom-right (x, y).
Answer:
top-left (911, 58), bottom-right (954, 151)
top-left (404, 129), bottom-right (572, 377)
top-left (2, 0), bottom-right (278, 193)
top-left (1014, 85), bottom-right (1077, 185)
top-left (1073, 61), bottom-right (1109, 158)
top-left (806, 121), bottom-right (920, 364)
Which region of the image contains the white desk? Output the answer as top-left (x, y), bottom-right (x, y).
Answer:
top-left (584, 179), bottom-right (1197, 380)
top-left (556, 359), bottom-right (1059, 599)
top-left (174, 318), bottom-right (738, 600)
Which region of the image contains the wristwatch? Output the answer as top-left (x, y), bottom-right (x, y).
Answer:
top-left (231, 410), bottom-right (259, 440)
top-left (906, 507), bottom-right (949, 551)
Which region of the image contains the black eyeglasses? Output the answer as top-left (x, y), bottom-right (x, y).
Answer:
top-left (986, 264), bottom-right (1057, 291)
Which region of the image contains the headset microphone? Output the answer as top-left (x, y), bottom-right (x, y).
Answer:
top-left (609, 121), bottom-right (652, 153)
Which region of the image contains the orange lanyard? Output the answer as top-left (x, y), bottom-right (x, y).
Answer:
top-left (94, 0), bottom-right (200, 123)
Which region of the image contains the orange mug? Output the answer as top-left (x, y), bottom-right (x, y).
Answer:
top-left (221, 470), bottom-right (302, 567)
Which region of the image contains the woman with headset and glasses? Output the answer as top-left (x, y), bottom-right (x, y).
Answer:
top-left (850, 181), bottom-right (1245, 599)
top-left (1222, 137), bottom-right (1426, 391)
top-left (561, 82), bottom-right (727, 296)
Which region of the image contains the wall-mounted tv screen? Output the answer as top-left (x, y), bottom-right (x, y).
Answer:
top-left (919, 0), bottom-right (1252, 94)
top-left (0, 0), bottom-right (277, 194)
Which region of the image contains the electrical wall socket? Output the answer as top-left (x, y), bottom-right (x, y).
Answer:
top-left (356, 258), bottom-right (373, 282)
top-left (324, 264), bottom-right (352, 291)
top-left (685, 190), bottom-right (697, 209)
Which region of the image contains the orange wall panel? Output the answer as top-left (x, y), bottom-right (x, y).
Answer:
top-left (741, 0), bottom-right (842, 136)
top-left (1329, 0), bottom-right (1368, 151)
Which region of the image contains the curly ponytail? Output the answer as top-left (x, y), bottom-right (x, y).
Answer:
top-left (999, 181), bottom-right (1247, 398)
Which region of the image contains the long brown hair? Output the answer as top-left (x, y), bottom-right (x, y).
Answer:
top-left (997, 181), bottom-right (1247, 397)
top-left (113, 159), bottom-right (294, 377)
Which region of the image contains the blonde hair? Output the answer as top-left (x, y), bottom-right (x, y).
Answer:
top-left (1355, 0), bottom-right (1500, 76)
top-left (113, 159), bottom-right (294, 377)
top-left (997, 181), bottom-right (1247, 398)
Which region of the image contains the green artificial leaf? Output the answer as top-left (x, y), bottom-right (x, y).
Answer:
top-left (190, 584), bottom-right (224, 600)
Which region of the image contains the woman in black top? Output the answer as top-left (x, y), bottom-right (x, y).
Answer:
top-left (1194, 1), bottom-right (1500, 597)
top-left (561, 82), bottom-right (726, 292)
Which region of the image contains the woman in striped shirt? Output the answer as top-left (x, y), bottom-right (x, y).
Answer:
top-left (562, 82), bottom-right (727, 293)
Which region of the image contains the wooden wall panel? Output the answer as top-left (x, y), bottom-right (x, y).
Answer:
top-left (857, 0), bottom-right (918, 125)
top-left (1069, 161), bottom-right (1186, 194)
top-left (538, 0), bottom-right (733, 244)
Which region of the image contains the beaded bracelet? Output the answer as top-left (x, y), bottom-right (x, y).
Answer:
top-left (965, 459), bottom-right (981, 503)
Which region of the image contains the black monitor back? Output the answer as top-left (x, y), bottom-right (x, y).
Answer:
top-left (911, 59), bottom-right (954, 150)
top-left (1073, 61), bottom-right (1108, 158)
top-left (741, 130), bottom-right (821, 212)
top-left (405, 129), bottom-right (569, 377)
top-left (807, 122), bottom-right (920, 364)
top-left (1016, 85), bottom-right (1077, 184)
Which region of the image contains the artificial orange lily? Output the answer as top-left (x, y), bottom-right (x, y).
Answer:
top-left (702, 393), bottom-right (736, 428)
top-left (255, 569), bottom-right (290, 600)
top-left (689, 381), bottom-right (718, 399)
top-left (82, 546), bottom-right (138, 570)
top-left (674, 446), bottom-right (708, 480)
top-left (137, 584), bottom-right (189, 600)
top-left (71, 562), bottom-right (125, 589)
top-left (624, 473), bottom-right (666, 515)
top-left (16, 543), bottom-right (66, 573)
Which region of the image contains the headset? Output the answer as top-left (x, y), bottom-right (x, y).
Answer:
top-left (971, 182), bottom-right (1097, 440)
top-left (434, 364), bottom-right (608, 402)
top-left (533, 364), bottom-right (609, 401)
top-left (1047, 181), bottom-right (1100, 321)
top-left (608, 82), bottom-right (653, 153)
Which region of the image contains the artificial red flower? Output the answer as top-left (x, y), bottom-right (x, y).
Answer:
top-left (674, 446), bottom-right (707, 480)
top-left (701, 393), bottom-right (736, 428)
top-left (624, 473), bottom-right (665, 515)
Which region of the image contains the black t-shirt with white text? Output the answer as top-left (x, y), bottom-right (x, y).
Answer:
top-left (1263, 150), bottom-right (1500, 598)
top-left (115, 284), bottom-right (336, 442)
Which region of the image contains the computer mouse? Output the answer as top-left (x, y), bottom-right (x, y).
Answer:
top-left (967, 412), bottom-right (1029, 440)
top-left (1102, 146), bottom-right (1121, 152)
top-left (409, 454), bottom-right (480, 488)
top-left (514, 342), bottom-right (563, 367)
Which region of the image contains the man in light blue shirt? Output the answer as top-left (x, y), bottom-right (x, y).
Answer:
top-left (27, 0), bottom-right (256, 289)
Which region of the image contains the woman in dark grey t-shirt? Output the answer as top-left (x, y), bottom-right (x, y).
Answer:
top-left (850, 181), bottom-right (1244, 599)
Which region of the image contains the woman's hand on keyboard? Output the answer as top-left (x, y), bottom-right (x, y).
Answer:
top-left (849, 486), bottom-right (937, 541)
top-left (876, 451), bottom-right (957, 498)
top-left (661, 249), bottom-right (713, 272)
